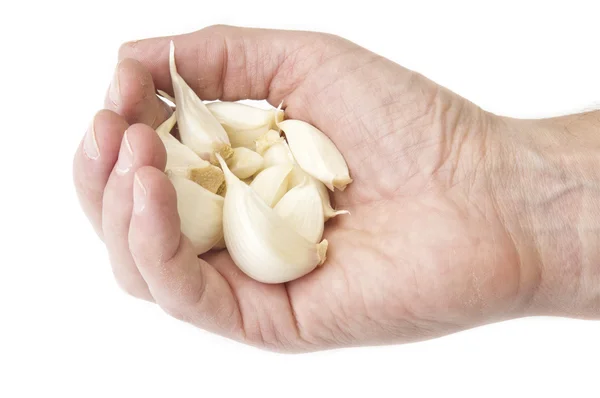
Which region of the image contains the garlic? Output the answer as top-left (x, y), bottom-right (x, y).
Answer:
top-left (250, 164), bottom-right (293, 207)
top-left (155, 110), bottom-right (177, 136)
top-left (157, 90), bottom-right (175, 105)
top-left (212, 236), bottom-right (226, 250)
top-left (216, 154), bottom-right (328, 284)
top-left (278, 119), bottom-right (352, 191)
top-left (289, 166), bottom-right (349, 220)
top-left (274, 178), bottom-right (324, 243)
top-left (257, 135), bottom-right (349, 220)
top-left (156, 111), bottom-right (225, 194)
top-left (207, 101), bottom-right (284, 149)
top-left (168, 172), bottom-right (224, 255)
top-left (255, 129), bottom-right (283, 155)
top-left (262, 141), bottom-right (295, 169)
top-left (226, 147), bottom-right (264, 179)
top-left (169, 41), bottom-right (232, 162)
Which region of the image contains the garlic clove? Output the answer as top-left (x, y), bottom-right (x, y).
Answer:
top-left (262, 140), bottom-right (295, 169)
top-left (288, 164), bottom-right (307, 187)
top-left (216, 154), bottom-right (328, 284)
top-left (258, 134), bottom-right (349, 220)
top-left (212, 236), bottom-right (227, 251)
top-left (250, 164), bottom-right (293, 207)
top-left (226, 147), bottom-right (264, 179)
top-left (156, 111), bottom-right (225, 194)
top-left (168, 173), bottom-right (224, 255)
top-left (255, 129), bottom-right (284, 155)
top-left (207, 101), bottom-right (284, 149)
top-left (169, 41), bottom-right (233, 162)
top-left (157, 89), bottom-right (175, 105)
top-left (277, 119), bottom-right (352, 191)
top-left (274, 178), bottom-right (325, 243)
top-left (155, 111), bottom-right (177, 136)
top-left (288, 165), bottom-right (349, 221)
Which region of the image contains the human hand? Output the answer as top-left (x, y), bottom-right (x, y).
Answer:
top-left (73, 25), bottom-right (600, 352)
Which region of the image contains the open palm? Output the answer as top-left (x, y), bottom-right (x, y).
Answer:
top-left (74, 25), bottom-right (527, 352)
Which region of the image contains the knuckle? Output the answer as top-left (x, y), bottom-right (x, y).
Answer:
top-left (201, 24), bottom-right (231, 34)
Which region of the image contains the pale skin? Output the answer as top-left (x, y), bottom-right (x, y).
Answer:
top-left (73, 25), bottom-right (600, 353)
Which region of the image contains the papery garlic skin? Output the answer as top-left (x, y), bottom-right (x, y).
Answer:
top-left (216, 155), bottom-right (328, 284)
top-left (168, 173), bottom-right (224, 255)
top-left (169, 41), bottom-right (232, 162)
top-left (278, 119), bottom-right (352, 191)
top-left (227, 147), bottom-right (264, 179)
top-left (157, 90), bottom-right (175, 105)
top-left (274, 179), bottom-right (324, 243)
top-left (250, 164), bottom-right (293, 207)
top-left (156, 112), bottom-right (225, 194)
top-left (207, 102), bottom-right (284, 149)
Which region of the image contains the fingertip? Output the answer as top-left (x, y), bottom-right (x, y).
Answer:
top-left (87, 109), bottom-right (129, 158)
top-left (118, 40), bottom-right (137, 60)
top-left (121, 123), bottom-right (167, 172)
top-left (133, 166), bottom-right (180, 238)
top-left (132, 166), bottom-right (176, 215)
top-left (73, 109), bottom-right (130, 237)
top-left (106, 57), bottom-right (171, 128)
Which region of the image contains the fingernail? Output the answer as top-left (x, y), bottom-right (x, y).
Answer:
top-left (133, 173), bottom-right (147, 214)
top-left (116, 130), bottom-right (133, 174)
top-left (109, 61), bottom-right (122, 106)
top-left (83, 118), bottom-right (99, 160)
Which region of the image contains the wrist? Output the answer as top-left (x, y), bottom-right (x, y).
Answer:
top-left (487, 111), bottom-right (600, 318)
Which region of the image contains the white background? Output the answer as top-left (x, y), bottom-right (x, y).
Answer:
top-left (1, 1), bottom-right (599, 397)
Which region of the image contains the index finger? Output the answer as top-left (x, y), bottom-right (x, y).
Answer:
top-left (118, 24), bottom-right (349, 105)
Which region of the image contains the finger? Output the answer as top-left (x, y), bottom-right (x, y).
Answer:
top-left (102, 124), bottom-right (166, 301)
top-left (73, 110), bottom-right (129, 239)
top-left (105, 58), bottom-right (171, 128)
top-left (129, 166), bottom-right (243, 338)
top-left (118, 24), bottom-right (351, 103)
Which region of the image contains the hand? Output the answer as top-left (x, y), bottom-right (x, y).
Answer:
top-left (73, 25), bottom-right (600, 352)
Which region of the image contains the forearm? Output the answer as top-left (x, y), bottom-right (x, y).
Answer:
top-left (490, 110), bottom-right (600, 318)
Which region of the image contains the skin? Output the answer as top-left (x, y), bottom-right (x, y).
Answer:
top-left (73, 25), bottom-right (600, 353)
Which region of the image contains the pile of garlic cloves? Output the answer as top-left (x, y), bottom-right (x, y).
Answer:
top-left (156, 41), bottom-right (352, 284)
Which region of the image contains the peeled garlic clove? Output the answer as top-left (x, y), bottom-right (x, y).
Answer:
top-left (155, 111), bottom-right (177, 136)
top-left (207, 101), bottom-right (284, 149)
top-left (262, 141), bottom-right (295, 169)
top-left (312, 177), bottom-right (350, 221)
top-left (212, 236), bottom-right (226, 251)
top-left (156, 112), bottom-right (225, 194)
top-left (255, 129), bottom-right (283, 155)
top-left (288, 164), bottom-right (308, 187)
top-left (274, 179), bottom-right (324, 243)
top-left (216, 154), bottom-right (328, 284)
top-left (250, 164), bottom-right (293, 207)
top-left (169, 41), bottom-right (232, 161)
top-left (168, 173), bottom-right (224, 255)
top-left (259, 138), bottom-right (349, 220)
top-left (278, 119), bottom-right (352, 191)
top-left (289, 166), bottom-right (349, 221)
top-left (226, 147), bottom-right (264, 179)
